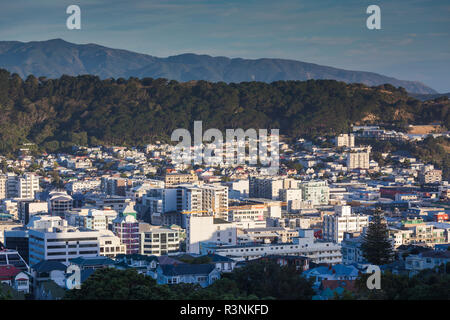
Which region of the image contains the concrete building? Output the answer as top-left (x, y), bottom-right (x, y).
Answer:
top-left (279, 188), bottom-right (302, 213)
top-left (164, 172), bottom-right (198, 186)
top-left (139, 224), bottom-right (180, 256)
top-left (141, 184), bottom-right (228, 227)
top-left (0, 173), bottom-right (40, 199)
top-left (323, 206), bottom-right (369, 243)
top-left (335, 134), bottom-right (355, 148)
top-left (347, 147), bottom-right (371, 170)
top-left (300, 181), bottom-right (329, 206)
top-left (66, 208), bottom-right (118, 231)
top-left (47, 191), bottom-right (73, 218)
top-left (28, 222), bottom-right (100, 266)
top-left (249, 177), bottom-right (295, 200)
top-left (419, 167), bottom-right (442, 184)
top-left (98, 230), bottom-right (126, 258)
top-left (186, 214), bottom-right (237, 254)
top-left (200, 229), bottom-right (342, 264)
top-left (112, 214), bottom-right (139, 254)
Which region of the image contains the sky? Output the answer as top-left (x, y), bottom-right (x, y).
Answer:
top-left (1, 0), bottom-right (449, 92)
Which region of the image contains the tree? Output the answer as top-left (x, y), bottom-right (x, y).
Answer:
top-left (227, 260), bottom-right (315, 300)
top-left (361, 208), bottom-right (394, 265)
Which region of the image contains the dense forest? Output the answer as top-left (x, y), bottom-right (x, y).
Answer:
top-left (0, 68), bottom-right (448, 154)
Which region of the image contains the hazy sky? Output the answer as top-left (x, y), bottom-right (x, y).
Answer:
top-left (1, 0), bottom-right (449, 92)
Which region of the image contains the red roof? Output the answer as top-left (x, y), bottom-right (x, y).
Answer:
top-left (321, 280), bottom-right (357, 292)
top-left (0, 265), bottom-right (21, 280)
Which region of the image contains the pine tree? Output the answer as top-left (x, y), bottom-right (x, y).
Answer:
top-left (361, 208), bottom-right (394, 265)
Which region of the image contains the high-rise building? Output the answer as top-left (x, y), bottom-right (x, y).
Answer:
top-left (0, 173), bottom-right (40, 200)
top-left (141, 184), bottom-right (229, 227)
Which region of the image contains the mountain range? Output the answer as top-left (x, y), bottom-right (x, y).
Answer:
top-left (0, 38), bottom-right (438, 94)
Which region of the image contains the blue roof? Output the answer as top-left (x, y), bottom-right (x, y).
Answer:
top-left (205, 254), bottom-right (235, 263)
top-left (304, 264), bottom-right (360, 277)
top-left (69, 256), bottom-right (115, 267)
top-left (32, 260), bottom-right (67, 273)
top-left (160, 264), bottom-right (216, 276)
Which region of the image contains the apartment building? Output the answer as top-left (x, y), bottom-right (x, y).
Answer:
top-left (249, 177), bottom-right (296, 200)
top-left (279, 188), bottom-right (302, 213)
top-left (85, 195), bottom-right (134, 213)
top-left (141, 184), bottom-right (228, 227)
top-left (66, 208), bottom-right (117, 231)
top-left (98, 230), bottom-right (126, 258)
top-left (66, 179), bottom-right (101, 194)
top-left (164, 172), bottom-right (198, 186)
top-left (419, 168), bottom-right (442, 184)
top-left (323, 206), bottom-right (369, 243)
top-left (112, 213), bottom-right (139, 254)
top-left (200, 185), bottom-right (228, 220)
top-left (17, 200), bottom-right (48, 224)
top-left (0, 173), bottom-right (40, 200)
top-left (347, 147), bottom-right (371, 170)
top-left (335, 133), bottom-right (355, 148)
top-left (139, 224), bottom-right (180, 256)
top-left (300, 181), bottom-right (330, 206)
top-left (396, 218), bottom-right (447, 247)
top-left (240, 227), bottom-right (299, 244)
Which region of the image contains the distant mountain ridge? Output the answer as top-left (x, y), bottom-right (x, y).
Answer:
top-left (409, 92), bottom-right (450, 101)
top-left (0, 38), bottom-right (437, 94)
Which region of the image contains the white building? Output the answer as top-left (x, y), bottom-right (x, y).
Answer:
top-left (139, 224), bottom-right (180, 256)
top-left (279, 188), bottom-right (302, 213)
top-left (186, 214), bottom-right (237, 254)
top-left (200, 229), bottom-right (342, 264)
top-left (66, 179), bottom-right (101, 194)
top-left (300, 181), bottom-right (329, 206)
top-left (347, 147), bottom-right (371, 170)
top-left (336, 134), bottom-right (355, 148)
top-left (29, 220), bottom-right (100, 266)
top-left (323, 206), bottom-right (369, 243)
top-left (98, 230), bottom-right (126, 258)
top-left (66, 208), bottom-right (117, 231)
top-left (0, 173), bottom-right (40, 199)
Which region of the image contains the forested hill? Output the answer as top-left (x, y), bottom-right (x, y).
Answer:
top-left (0, 39), bottom-right (437, 94)
top-left (0, 69), bottom-right (448, 153)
